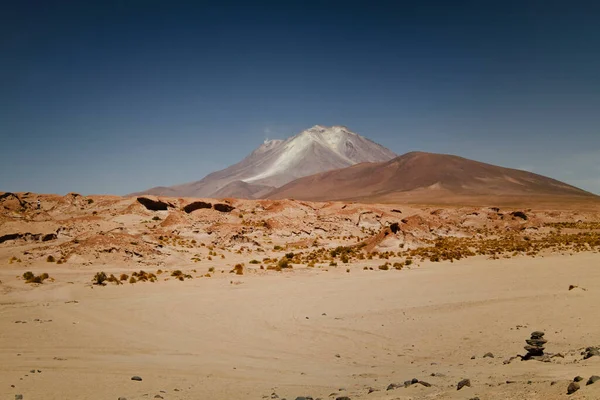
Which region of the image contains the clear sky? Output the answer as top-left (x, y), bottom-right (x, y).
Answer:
top-left (2, 0), bottom-right (599, 195)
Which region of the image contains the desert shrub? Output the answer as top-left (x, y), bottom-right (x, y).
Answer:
top-left (156, 269), bottom-right (163, 274)
top-left (152, 216), bottom-right (161, 221)
top-left (87, 198), bottom-right (94, 204)
top-left (171, 270), bottom-right (183, 277)
top-left (249, 259), bottom-right (260, 264)
top-left (393, 262), bottom-right (403, 270)
top-left (46, 255), bottom-right (56, 262)
top-left (274, 245), bottom-right (283, 250)
top-left (93, 271), bottom-right (107, 285)
top-left (120, 273), bottom-right (129, 281)
top-left (346, 268), bottom-right (350, 273)
top-left (208, 267), bottom-right (215, 272)
top-left (329, 261), bottom-right (337, 266)
top-left (378, 263), bottom-right (390, 270)
top-left (231, 264), bottom-right (244, 275)
top-left (340, 254), bottom-right (349, 263)
top-left (129, 276), bottom-right (136, 284)
top-left (40, 272), bottom-right (49, 280)
top-left (23, 271), bottom-right (34, 281)
top-left (405, 259), bottom-right (413, 266)
top-left (285, 252), bottom-right (294, 259)
top-left (277, 258), bottom-right (290, 269)
top-left (107, 274), bottom-right (122, 285)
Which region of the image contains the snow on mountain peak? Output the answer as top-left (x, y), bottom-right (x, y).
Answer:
top-left (243, 125), bottom-right (396, 183)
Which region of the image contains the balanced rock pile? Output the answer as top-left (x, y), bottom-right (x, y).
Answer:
top-left (524, 331), bottom-right (547, 360)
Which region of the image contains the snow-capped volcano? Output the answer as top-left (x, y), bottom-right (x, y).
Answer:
top-left (244, 125), bottom-right (396, 184)
top-left (133, 125), bottom-right (397, 198)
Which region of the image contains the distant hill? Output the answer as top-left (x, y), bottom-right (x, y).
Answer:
top-left (131, 125), bottom-right (396, 198)
top-left (267, 151), bottom-right (598, 205)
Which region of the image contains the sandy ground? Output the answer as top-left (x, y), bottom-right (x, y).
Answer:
top-left (1, 252), bottom-right (599, 400)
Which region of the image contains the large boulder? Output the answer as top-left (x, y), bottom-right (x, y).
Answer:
top-left (183, 201), bottom-right (212, 214)
top-left (213, 203), bottom-right (235, 213)
top-left (136, 197), bottom-right (172, 211)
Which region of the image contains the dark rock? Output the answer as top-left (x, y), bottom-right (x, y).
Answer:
top-left (524, 345), bottom-right (545, 355)
top-left (530, 331), bottom-right (545, 339)
top-left (551, 381), bottom-right (557, 386)
top-left (118, 397), bottom-right (127, 400)
top-left (294, 397), bottom-right (313, 400)
top-left (335, 397), bottom-right (351, 400)
top-left (391, 209), bottom-right (402, 213)
top-left (154, 396), bottom-right (163, 399)
top-left (137, 197), bottom-right (171, 211)
top-left (483, 352), bottom-right (494, 358)
top-left (471, 355), bottom-right (476, 359)
top-left (15, 395), bottom-right (23, 400)
top-left (567, 382), bottom-right (580, 395)
top-left (417, 381), bottom-right (431, 387)
top-left (214, 203), bottom-right (235, 213)
top-left (526, 338), bottom-right (547, 346)
top-left (41, 233), bottom-right (57, 241)
top-left (367, 387), bottom-right (377, 394)
top-left (386, 383), bottom-right (400, 390)
top-left (411, 378), bottom-right (419, 384)
top-left (457, 379), bottom-right (471, 390)
top-left (587, 375), bottom-right (600, 385)
top-left (469, 398), bottom-right (480, 400)
top-left (511, 211), bottom-right (528, 220)
top-left (131, 376), bottom-right (142, 381)
top-left (30, 369), bottom-right (35, 373)
top-left (183, 201), bottom-right (212, 213)
top-left (403, 380), bottom-right (413, 387)
top-left (574, 376), bottom-right (584, 382)
top-left (583, 346), bottom-right (600, 359)
top-left (390, 223), bottom-right (400, 234)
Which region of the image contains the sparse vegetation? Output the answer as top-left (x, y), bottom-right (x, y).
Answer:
top-left (231, 263), bottom-right (244, 275)
top-left (46, 255), bottom-right (56, 262)
top-left (93, 271), bottom-right (107, 285)
top-left (22, 271), bottom-right (50, 284)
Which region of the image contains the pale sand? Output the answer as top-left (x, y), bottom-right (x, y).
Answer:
top-left (1, 253), bottom-right (600, 400)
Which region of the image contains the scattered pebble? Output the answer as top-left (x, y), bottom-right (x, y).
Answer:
top-left (587, 375), bottom-right (600, 385)
top-left (574, 376), bottom-right (584, 382)
top-left (567, 381), bottom-right (580, 395)
top-left (457, 379), bottom-right (471, 390)
top-left (483, 352), bottom-right (494, 358)
top-left (131, 376), bottom-right (142, 381)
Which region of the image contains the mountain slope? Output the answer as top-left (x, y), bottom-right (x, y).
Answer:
top-left (267, 151), bottom-right (597, 204)
top-left (133, 125), bottom-right (396, 198)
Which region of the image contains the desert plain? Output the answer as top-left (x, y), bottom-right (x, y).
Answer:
top-left (1, 192), bottom-right (600, 400)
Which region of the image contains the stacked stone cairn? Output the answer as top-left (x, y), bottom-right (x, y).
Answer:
top-left (524, 331), bottom-right (547, 360)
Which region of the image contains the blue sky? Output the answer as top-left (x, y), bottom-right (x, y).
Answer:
top-left (2, 0), bottom-right (599, 195)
